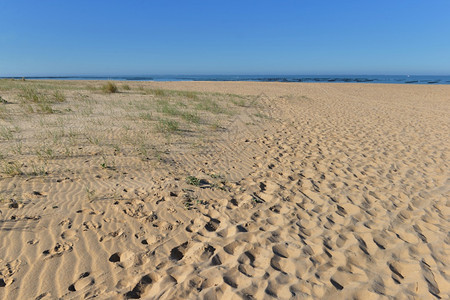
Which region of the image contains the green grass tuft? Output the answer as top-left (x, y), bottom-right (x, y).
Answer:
top-left (19, 87), bottom-right (41, 102)
top-left (102, 82), bottom-right (118, 93)
top-left (52, 90), bottom-right (66, 102)
top-left (181, 112), bottom-right (200, 124)
top-left (156, 118), bottom-right (180, 133)
top-left (195, 98), bottom-right (224, 114)
top-left (186, 175), bottom-right (200, 186)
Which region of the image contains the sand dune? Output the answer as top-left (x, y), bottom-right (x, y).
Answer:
top-left (0, 81), bottom-right (449, 299)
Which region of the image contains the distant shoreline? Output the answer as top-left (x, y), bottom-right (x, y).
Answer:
top-left (2, 75), bottom-right (450, 85)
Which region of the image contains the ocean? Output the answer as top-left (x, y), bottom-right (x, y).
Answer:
top-left (2, 75), bottom-right (450, 85)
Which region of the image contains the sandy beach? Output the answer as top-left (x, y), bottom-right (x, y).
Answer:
top-left (0, 80), bottom-right (449, 299)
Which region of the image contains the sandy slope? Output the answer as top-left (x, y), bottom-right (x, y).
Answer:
top-left (0, 82), bottom-right (449, 299)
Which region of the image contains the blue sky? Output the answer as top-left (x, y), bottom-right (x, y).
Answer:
top-left (1, 0), bottom-right (449, 76)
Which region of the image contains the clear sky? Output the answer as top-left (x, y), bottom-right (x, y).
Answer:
top-left (1, 0), bottom-right (449, 76)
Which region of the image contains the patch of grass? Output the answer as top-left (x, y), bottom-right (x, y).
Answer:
top-left (12, 142), bottom-right (23, 155)
top-left (210, 173), bottom-right (224, 179)
top-left (0, 127), bottom-right (13, 140)
top-left (147, 88), bottom-right (167, 97)
top-left (254, 112), bottom-right (270, 119)
top-left (195, 98), bottom-right (224, 114)
top-left (36, 145), bottom-right (55, 160)
top-left (231, 98), bottom-right (247, 107)
top-left (146, 89), bottom-right (199, 99)
top-left (156, 118), bottom-right (179, 133)
top-left (2, 161), bottom-right (22, 176)
top-left (139, 112), bottom-right (153, 121)
top-left (18, 86), bottom-right (58, 114)
top-left (122, 84), bottom-right (131, 90)
top-left (37, 102), bottom-right (55, 114)
top-left (157, 99), bottom-right (180, 116)
top-left (100, 154), bottom-right (116, 170)
top-left (175, 90), bottom-right (199, 100)
top-left (19, 86), bottom-right (41, 102)
top-left (181, 111), bottom-right (200, 124)
top-left (52, 90), bottom-right (66, 102)
top-left (30, 161), bottom-right (47, 176)
top-left (176, 101), bottom-right (187, 108)
top-left (86, 134), bottom-right (101, 145)
top-left (156, 99), bottom-right (200, 124)
top-left (186, 175), bottom-right (200, 186)
top-left (102, 82), bottom-right (118, 93)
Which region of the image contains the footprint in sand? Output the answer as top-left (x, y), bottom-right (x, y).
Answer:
top-left (170, 242), bottom-right (189, 261)
top-left (61, 229), bottom-right (78, 241)
top-left (76, 208), bottom-right (104, 215)
top-left (109, 251), bottom-right (135, 268)
top-left (42, 242), bottom-right (73, 259)
top-left (68, 272), bottom-right (94, 292)
top-left (99, 229), bottom-right (125, 242)
top-left (185, 218), bottom-right (207, 233)
top-left (58, 218), bottom-right (73, 229)
top-left (200, 245), bottom-right (216, 261)
top-left (223, 241), bottom-right (244, 255)
top-left (0, 259), bottom-right (21, 287)
top-left (204, 218), bottom-right (221, 232)
top-left (82, 221), bottom-right (102, 231)
top-left (124, 273), bottom-right (158, 299)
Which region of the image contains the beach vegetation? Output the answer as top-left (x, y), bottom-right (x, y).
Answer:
top-left (37, 102), bottom-right (55, 114)
top-left (100, 154), bottom-right (116, 170)
top-left (181, 111), bottom-right (200, 124)
top-left (195, 98), bottom-right (224, 114)
top-left (18, 86), bottom-right (63, 113)
top-left (156, 118), bottom-right (179, 133)
top-left (102, 82), bottom-right (118, 93)
top-left (186, 175), bottom-right (200, 186)
top-left (231, 97), bottom-right (247, 107)
top-left (254, 112), bottom-right (270, 119)
top-left (139, 112), bottom-right (153, 121)
top-left (156, 99), bottom-right (201, 124)
top-left (52, 90), bottom-right (66, 102)
top-left (12, 141), bottom-right (23, 155)
top-left (147, 88), bottom-right (167, 97)
top-left (30, 161), bottom-right (47, 176)
top-left (2, 161), bottom-right (22, 176)
top-left (0, 127), bottom-right (14, 140)
top-left (157, 99), bottom-right (180, 116)
top-left (19, 86), bottom-right (41, 102)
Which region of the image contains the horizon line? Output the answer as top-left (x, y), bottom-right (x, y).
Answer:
top-left (2, 74), bottom-right (450, 78)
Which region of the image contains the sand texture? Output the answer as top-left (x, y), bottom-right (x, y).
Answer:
top-left (0, 80), bottom-right (449, 299)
